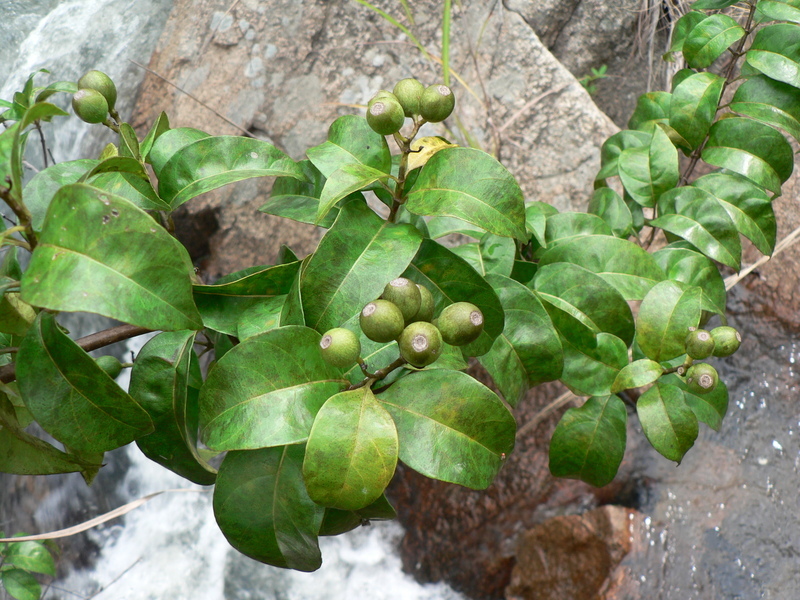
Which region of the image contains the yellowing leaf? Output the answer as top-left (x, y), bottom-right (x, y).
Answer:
top-left (407, 136), bottom-right (457, 171)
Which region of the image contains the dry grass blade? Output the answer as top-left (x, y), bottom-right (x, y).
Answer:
top-left (724, 224), bottom-right (800, 291)
top-left (498, 82), bottom-right (572, 134)
top-left (517, 389), bottom-right (579, 438)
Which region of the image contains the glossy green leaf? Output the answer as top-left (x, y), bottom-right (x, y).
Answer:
top-left (478, 275), bottom-right (562, 406)
top-left (306, 114), bottom-right (391, 178)
top-left (16, 313), bottom-right (153, 454)
top-left (139, 111), bottom-right (170, 161)
top-left (559, 333), bottom-right (628, 397)
top-left (667, 11), bottom-right (708, 54)
top-left (193, 262), bottom-right (300, 336)
top-left (669, 72), bottom-right (724, 150)
top-left (652, 244), bottom-right (726, 316)
top-left (157, 136), bottom-right (305, 209)
top-left (702, 117), bottom-right (793, 194)
top-left (746, 23), bottom-right (800, 88)
top-left (316, 163), bottom-right (393, 224)
top-left (549, 395), bottom-right (627, 487)
top-left (425, 215), bottom-right (485, 240)
top-left (611, 359), bottom-right (664, 393)
top-left (691, 0), bottom-right (739, 8)
top-left (683, 13), bottom-right (744, 68)
top-left (525, 201), bottom-right (557, 247)
top-left (5, 540), bottom-right (55, 575)
top-left (303, 387), bottom-right (398, 511)
top-left (148, 127), bottom-right (210, 175)
top-left (213, 446), bottom-right (324, 571)
top-left (596, 130), bottom-right (651, 180)
top-left (758, 0), bottom-right (800, 23)
top-left (377, 369), bottom-right (516, 489)
top-left (628, 91), bottom-right (671, 131)
top-left (1, 568), bottom-right (40, 600)
top-left (403, 238), bottom-right (504, 356)
top-left (78, 156), bottom-right (169, 211)
top-left (544, 212), bottom-right (613, 247)
top-left (637, 382), bottom-right (698, 463)
top-left (538, 235), bottom-right (665, 301)
top-left (636, 280), bottom-right (702, 362)
top-left (693, 171), bottom-right (776, 255)
top-left (199, 326), bottom-right (345, 451)
top-left (23, 159), bottom-right (98, 230)
top-left (300, 200), bottom-right (422, 332)
top-left (653, 186), bottom-right (742, 269)
top-left (618, 126), bottom-right (679, 207)
top-left (20, 184), bottom-right (202, 331)
top-left (406, 147), bottom-right (527, 239)
top-left (478, 233), bottom-right (516, 277)
top-left (319, 495), bottom-right (396, 536)
top-left (280, 255), bottom-right (310, 327)
top-left (236, 295), bottom-right (286, 340)
top-left (588, 187), bottom-right (634, 238)
top-left (118, 122), bottom-right (140, 159)
top-left (130, 331), bottom-right (216, 485)
top-left (731, 74), bottom-right (800, 142)
top-left (661, 373), bottom-right (728, 431)
top-left (260, 160), bottom-right (338, 227)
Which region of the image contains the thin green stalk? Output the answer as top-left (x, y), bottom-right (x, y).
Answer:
top-left (351, 0), bottom-right (431, 61)
top-left (442, 0), bottom-right (452, 87)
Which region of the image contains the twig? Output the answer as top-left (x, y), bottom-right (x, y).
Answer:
top-left (498, 82), bottom-right (572, 135)
top-left (85, 559), bottom-right (141, 600)
top-left (724, 223), bottom-right (800, 291)
top-left (516, 389), bottom-right (578, 438)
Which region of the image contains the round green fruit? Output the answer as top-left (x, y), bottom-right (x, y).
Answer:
top-left (319, 328), bottom-right (361, 368)
top-left (411, 284), bottom-right (435, 323)
top-left (437, 302), bottom-right (484, 346)
top-left (398, 321), bottom-right (442, 367)
top-left (78, 70), bottom-right (117, 110)
top-left (685, 328), bottom-right (715, 360)
top-left (95, 355), bottom-right (123, 379)
top-left (393, 78), bottom-right (425, 117)
top-left (419, 84), bottom-right (455, 122)
top-left (685, 363), bottom-right (719, 395)
top-left (366, 94), bottom-right (405, 136)
top-left (711, 326), bottom-right (741, 357)
top-left (72, 88), bottom-right (109, 124)
top-left (381, 277), bottom-right (421, 323)
top-left (360, 299), bottom-right (405, 343)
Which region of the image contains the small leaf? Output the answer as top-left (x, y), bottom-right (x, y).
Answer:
top-left (636, 280), bottom-right (702, 362)
top-left (478, 233), bottom-right (516, 277)
top-left (588, 187), bottom-right (634, 238)
top-left (525, 202), bottom-right (557, 247)
top-left (316, 163), bottom-right (393, 224)
top-left (5, 540), bottom-right (55, 575)
top-left (611, 359), bottom-right (664, 393)
top-left (559, 333), bottom-right (628, 397)
top-left (139, 111), bottom-right (170, 161)
top-left (683, 14), bottom-right (744, 69)
top-left (628, 92), bottom-right (671, 132)
top-left (652, 243), bottom-right (726, 316)
top-left (746, 23), bottom-right (800, 88)
top-left (637, 382), bottom-right (698, 463)
top-left (549, 395), bottom-right (627, 487)
top-left (667, 11), bottom-right (708, 54)
top-left (661, 373), bottom-right (728, 431)
top-left (406, 135), bottom-right (458, 171)
top-left (1, 568), bottom-right (40, 600)
top-left (596, 130), bottom-right (651, 181)
top-left (306, 114), bottom-right (391, 178)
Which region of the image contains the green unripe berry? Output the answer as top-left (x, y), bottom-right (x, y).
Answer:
top-left (419, 84), bottom-right (455, 123)
top-left (393, 78), bottom-right (425, 117)
top-left (381, 277), bottom-right (421, 323)
top-left (360, 299), bottom-right (405, 343)
top-left (72, 88), bottom-right (109, 124)
top-left (319, 328), bottom-right (361, 368)
top-left (685, 363), bottom-right (719, 395)
top-left (711, 326), bottom-right (741, 357)
top-left (77, 70), bottom-right (117, 110)
top-left (685, 328), bottom-right (715, 360)
top-left (398, 321), bottom-right (442, 367)
top-left (437, 302), bottom-right (484, 346)
top-left (411, 284), bottom-right (435, 323)
top-left (95, 355), bottom-right (123, 379)
top-left (366, 94), bottom-right (405, 136)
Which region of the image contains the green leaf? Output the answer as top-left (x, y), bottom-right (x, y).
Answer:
top-left (478, 275), bottom-right (562, 406)
top-left (538, 235), bottom-right (665, 301)
top-left (16, 313), bottom-right (153, 454)
top-left (280, 255), bottom-right (309, 327)
top-left (236, 295), bottom-right (286, 340)
top-left (692, 171), bottom-right (776, 255)
top-left (1, 568), bottom-right (40, 600)
top-left (406, 147), bottom-right (527, 239)
top-left (34, 80), bottom-right (78, 103)
top-left (544, 212), bottom-right (613, 247)
top-left (637, 382), bottom-right (698, 463)
top-left (683, 13), bottom-right (744, 69)
top-left (193, 262), bottom-right (300, 336)
top-left (0, 292), bottom-right (35, 337)
top-left (636, 280), bottom-right (702, 362)
top-left (10, 103), bottom-right (68, 202)
top-left (653, 186), bottom-right (742, 269)
top-left (316, 163), bottom-right (393, 224)
top-left (691, 0), bottom-right (739, 8)
top-left (701, 117), bottom-right (794, 194)
top-left (525, 202), bottom-right (557, 247)
top-left (377, 370), bottom-right (516, 489)
top-left (303, 387), bottom-right (398, 511)
top-left (746, 23), bottom-right (800, 88)
top-left (199, 326), bottom-right (345, 451)
top-left (758, 0), bottom-right (800, 23)
top-left (618, 126), bottom-right (679, 207)
top-left (731, 74), bottom-right (800, 143)
top-left (549, 395), bottom-right (627, 487)
top-left (611, 359), bottom-right (664, 393)
top-left (300, 200), bottom-right (422, 333)
top-left (425, 215), bottom-right (485, 240)
top-left (157, 136), bottom-right (306, 209)
top-left (559, 333), bottom-right (628, 397)
top-left (306, 114), bottom-right (391, 178)
top-left (668, 11), bottom-right (709, 54)
top-left (139, 111), bottom-right (170, 161)
top-left (22, 159), bottom-right (98, 231)
top-left (652, 244), bottom-right (726, 316)
top-left (148, 127), bottom-right (209, 174)
top-left (669, 72), bottom-right (724, 150)
top-left (260, 160), bottom-right (338, 227)
top-left (596, 130), bottom-right (651, 180)
top-left (588, 187), bottom-right (634, 238)
top-left (130, 331), bottom-right (217, 485)
top-left (319, 494), bottom-right (396, 536)
top-left (5, 540), bottom-right (55, 575)
top-left (20, 184), bottom-right (202, 331)
top-left (403, 239), bottom-right (504, 357)
top-left (213, 446), bottom-right (324, 571)
top-left (628, 91), bottom-right (671, 132)
top-left (661, 373), bottom-right (728, 431)
top-left (118, 122), bottom-right (140, 160)
top-left (478, 233), bottom-right (516, 277)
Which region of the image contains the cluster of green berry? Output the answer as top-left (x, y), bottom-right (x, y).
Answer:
top-left (71, 69), bottom-right (117, 124)
top-left (681, 326), bottom-right (742, 394)
top-left (366, 78), bottom-right (455, 136)
top-left (319, 277), bottom-right (483, 370)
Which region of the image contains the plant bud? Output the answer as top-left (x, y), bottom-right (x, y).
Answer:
top-left (95, 355), bottom-right (123, 379)
top-left (393, 78), bottom-right (425, 117)
top-left (77, 69), bottom-right (117, 110)
top-left (437, 302), bottom-right (484, 346)
top-left (711, 326), bottom-right (741, 357)
top-left (398, 321), bottom-right (442, 367)
top-left (419, 84), bottom-right (455, 123)
top-left (72, 88), bottom-right (109, 124)
top-left (685, 363), bottom-right (719, 395)
top-left (381, 277), bottom-right (421, 323)
top-left (319, 328), bottom-right (361, 368)
top-left (366, 94), bottom-right (405, 136)
top-left (685, 328), bottom-right (715, 360)
top-left (360, 299), bottom-right (405, 343)
top-left (411, 284), bottom-right (435, 323)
